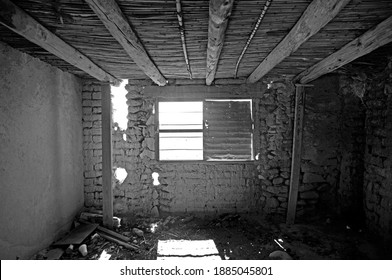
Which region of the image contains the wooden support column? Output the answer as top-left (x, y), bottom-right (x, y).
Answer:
top-left (101, 84), bottom-right (113, 229)
top-left (286, 85), bottom-right (306, 225)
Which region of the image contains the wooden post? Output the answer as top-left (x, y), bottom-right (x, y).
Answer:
top-left (286, 85), bottom-right (305, 225)
top-left (101, 84), bottom-right (113, 228)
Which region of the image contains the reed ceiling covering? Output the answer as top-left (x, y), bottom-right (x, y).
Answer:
top-left (0, 0), bottom-right (391, 85)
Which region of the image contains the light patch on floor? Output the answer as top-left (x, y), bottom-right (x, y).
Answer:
top-left (157, 239), bottom-right (221, 260)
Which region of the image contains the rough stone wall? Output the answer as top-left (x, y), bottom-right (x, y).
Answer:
top-left (82, 79), bottom-right (297, 217)
top-left (0, 42), bottom-right (84, 259)
top-left (256, 81), bottom-right (295, 215)
top-left (361, 59), bottom-right (392, 243)
top-left (300, 75), bottom-right (365, 218)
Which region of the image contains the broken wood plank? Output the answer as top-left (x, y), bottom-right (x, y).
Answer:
top-left (0, 0), bottom-right (120, 85)
top-left (84, 0), bottom-right (167, 86)
top-left (206, 0), bottom-right (234, 85)
top-left (295, 15), bottom-right (392, 84)
top-left (247, 0), bottom-right (351, 83)
top-left (97, 226), bottom-right (131, 243)
top-left (102, 84), bottom-right (114, 229)
top-left (54, 223), bottom-right (98, 246)
top-left (98, 232), bottom-right (139, 251)
top-left (286, 86), bottom-right (305, 225)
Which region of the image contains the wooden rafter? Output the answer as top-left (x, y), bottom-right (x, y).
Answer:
top-left (0, 0), bottom-right (120, 85)
top-left (206, 0), bottom-right (234, 86)
top-left (84, 0), bottom-right (167, 86)
top-left (176, 0), bottom-right (192, 79)
top-left (295, 15), bottom-right (392, 84)
top-left (247, 0), bottom-right (351, 84)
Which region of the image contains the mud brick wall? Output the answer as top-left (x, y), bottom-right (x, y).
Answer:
top-left (299, 75), bottom-right (365, 218)
top-left (82, 79), bottom-right (299, 217)
top-left (82, 81), bottom-right (103, 208)
top-left (361, 59), bottom-right (392, 244)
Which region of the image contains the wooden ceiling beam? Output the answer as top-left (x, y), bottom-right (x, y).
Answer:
top-left (206, 0), bottom-right (234, 86)
top-left (247, 0), bottom-right (351, 84)
top-left (295, 15), bottom-right (392, 84)
top-left (84, 0), bottom-right (167, 86)
top-left (0, 0), bottom-right (120, 85)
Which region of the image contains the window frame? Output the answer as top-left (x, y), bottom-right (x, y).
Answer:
top-left (155, 97), bottom-right (255, 163)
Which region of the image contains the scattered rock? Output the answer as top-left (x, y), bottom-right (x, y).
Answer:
top-left (181, 216), bottom-right (194, 223)
top-left (269, 250), bottom-right (292, 260)
top-left (46, 248), bottom-right (64, 260)
top-left (133, 228), bottom-right (144, 237)
top-left (78, 244), bottom-right (88, 257)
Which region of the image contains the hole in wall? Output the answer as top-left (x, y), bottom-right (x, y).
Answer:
top-left (114, 167), bottom-right (128, 184)
top-left (152, 172), bottom-right (160, 186)
top-left (111, 80), bottom-right (128, 131)
top-left (123, 133), bottom-right (127, 141)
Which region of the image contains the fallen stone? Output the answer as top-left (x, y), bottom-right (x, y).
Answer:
top-left (181, 216), bottom-right (194, 223)
top-left (151, 206), bottom-right (160, 217)
top-left (46, 248), bottom-right (64, 260)
top-left (132, 228), bottom-right (144, 237)
top-left (269, 250), bottom-right (292, 260)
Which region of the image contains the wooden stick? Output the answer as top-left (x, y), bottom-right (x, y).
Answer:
top-left (97, 226), bottom-right (130, 243)
top-left (101, 84), bottom-right (113, 229)
top-left (286, 85), bottom-right (305, 225)
top-left (176, 0), bottom-right (192, 79)
top-left (234, 0), bottom-right (272, 78)
top-left (98, 232), bottom-right (140, 251)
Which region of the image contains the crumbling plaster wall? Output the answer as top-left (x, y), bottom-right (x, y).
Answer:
top-left (82, 79), bottom-right (297, 217)
top-left (0, 42), bottom-right (84, 259)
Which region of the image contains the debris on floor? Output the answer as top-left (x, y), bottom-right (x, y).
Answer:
top-left (31, 211), bottom-right (390, 260)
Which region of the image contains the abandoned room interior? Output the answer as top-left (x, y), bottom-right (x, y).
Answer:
top-left (1, 0), bottom-right (392, 260)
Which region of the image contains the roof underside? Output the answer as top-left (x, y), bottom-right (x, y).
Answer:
top-left (0, 0), bottom-right (391, 82)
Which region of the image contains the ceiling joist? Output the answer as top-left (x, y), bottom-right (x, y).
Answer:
top-left (295, 15), bottom-right (392, 84)
top-left (247, 0), bottom-right (351, 83)
top-left (84, 0), bottom-right (167, 86)
top-left (206, 0), bottom-right (234, 86)
top-left (0, 0), bottom-right (120, 85)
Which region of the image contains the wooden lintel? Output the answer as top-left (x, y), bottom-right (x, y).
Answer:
top-left (206, 0), bottom-right (234, 86)
top-left (0, 0), bottom-right (120, 85)
top-left (247, 0), bottom-right (350, 84)
top-left (143, 84), bottom-right (267, 99)
top-left (286, 85), bottom-right (305, 225)
top-left (84, 0), bottom-right (167, 86)
top-left (101, 84), bottom-right (113, 229)
top-left (295, 15), bottom-right (392, 84)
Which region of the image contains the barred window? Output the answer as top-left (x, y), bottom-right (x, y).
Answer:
top-left (157, 99), bottom-right (253, 161)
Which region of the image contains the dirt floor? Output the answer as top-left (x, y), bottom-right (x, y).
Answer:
top-left (34, 212), bottom-right (390, 260)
